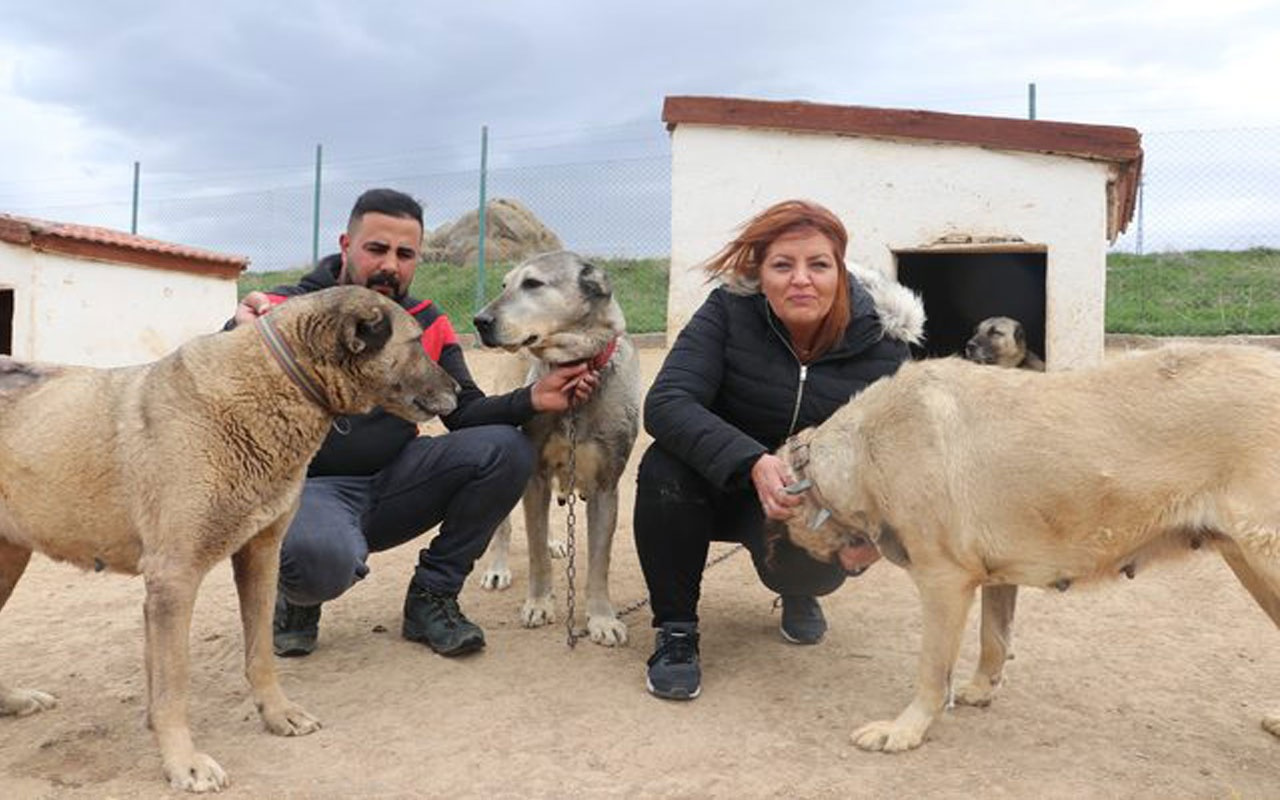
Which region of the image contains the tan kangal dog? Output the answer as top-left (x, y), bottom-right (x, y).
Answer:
top-left (963, 316), bottom-right (1045, 371)
top-left (0, 286), bottom-right (458, 792)
top-left (782, 345), bottom-right (1280, 753)
top-left (473, 251), bottom-right (640, 646)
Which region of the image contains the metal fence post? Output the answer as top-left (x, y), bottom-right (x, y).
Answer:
top-left (130, 161), bottom-right (140, 234)
top-left (474, 125), bottom-right (489, 316)
top-left (1028, 82), bottom-right (1036, 120)
top-left (311, 144), bottom-right (323, 266)
top-left (1135, 177), bottom-right (1145, 256)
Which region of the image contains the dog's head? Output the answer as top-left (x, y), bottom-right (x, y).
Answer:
top-left (472, 251), bottom-right (625, 364)
top-left (272, 286), bottom-right (459, 421)
top-left (776, 435), bottom-right (892, 570)
top-left (964, 316), bottom-right (1028, 368)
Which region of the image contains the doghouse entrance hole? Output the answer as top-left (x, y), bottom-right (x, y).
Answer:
top-left (894, 251), bottom-right (1047, 361)
top-left (0, 289), bottom-right (12, 356)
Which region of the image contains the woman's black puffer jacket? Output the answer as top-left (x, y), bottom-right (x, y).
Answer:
top-left (644, 275), bottom-right (918, 491)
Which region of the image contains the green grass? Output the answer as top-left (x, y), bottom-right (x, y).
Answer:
top-left (1107, 248), bottom-right (1280, 335)
top-left (241, 249), bottom-right (1280, 337)
top-left (238, 257), bottom-right (671, 335)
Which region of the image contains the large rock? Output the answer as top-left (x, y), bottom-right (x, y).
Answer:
top-left (422, 198), bottom-right (562, 266)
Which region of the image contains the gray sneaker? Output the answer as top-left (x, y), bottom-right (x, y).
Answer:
top-left (402, 584), bottom-right (486, 656)
top-left (779, 595), bottom-right (827, 645)
top-left (273, 594), bottom-right (321, 657)
top-left (646, 622), bottom-right (701, 700)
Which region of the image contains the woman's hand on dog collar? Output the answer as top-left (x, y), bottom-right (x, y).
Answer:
top-left (751, 453), bottom-right (804, 521)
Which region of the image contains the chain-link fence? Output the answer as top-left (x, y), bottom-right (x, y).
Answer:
top-left (10, 126), bottom-right (1279, 336)
top-left (1108, 127), bottom-right (1280, 334)
top-left (182, 155), bottom-right (673, 335)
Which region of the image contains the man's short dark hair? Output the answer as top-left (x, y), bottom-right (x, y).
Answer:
top-left (348, 188), bottom-right (424, 229)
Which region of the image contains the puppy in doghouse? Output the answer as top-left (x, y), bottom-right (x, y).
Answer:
top-left (964, 316), bottom-right (1045, 371)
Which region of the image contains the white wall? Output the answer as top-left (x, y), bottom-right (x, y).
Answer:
top-left (0, 244), bottom-right (238, 367)
top-left (669, 125), bottom-right (1116, 368)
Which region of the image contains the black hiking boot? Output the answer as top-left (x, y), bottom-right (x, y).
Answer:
top-left (646, 621), bottom-right (701, 700)
top-left (273, 594), bottom-right (321, 657)
top-left (402, 583), bottom-right (486, 656)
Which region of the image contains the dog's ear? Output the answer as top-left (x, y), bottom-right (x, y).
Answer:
top-left (1013, 322), bottom-right (1026, 348)
top-left (578, 261), bottom-right (612, 300)
top-left (342, 304), bottom-right (393, 356)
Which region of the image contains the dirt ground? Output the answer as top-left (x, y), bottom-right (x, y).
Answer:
top-left (1, 346), bottom-right (1277, 799)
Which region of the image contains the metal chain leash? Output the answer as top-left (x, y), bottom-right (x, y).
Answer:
top-left (563, 408), bottom-right (581, 647)
top-left (560, 402), bottom-right (743, 645)
top-left (610, 542), bottom-right (746, 620)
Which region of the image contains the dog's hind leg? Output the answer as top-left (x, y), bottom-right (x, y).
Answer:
top-left (142, 566), bottom-right (229, 792)
top-left (0, 540), bottom-right (56, 717)
top-left (954, 585), bottom-right (1018, 707)
top-left (231, 519), bottom-right (321, 738)
top-left (1216, 535), bottom-right (1280, 737)
top-left (584, 487), bottom-right (626, 646)
top-left (852, 569), bottom-right (976, 753)
top-left (519, 473), bottom-right (557, 627)
top-left (479, 518), bottom-right (514, 590)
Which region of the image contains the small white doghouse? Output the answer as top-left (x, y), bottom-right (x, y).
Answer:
top-left (0, 215), bottom-right (247, 367)
top-left (662, 96), bottom-right (1143, 369)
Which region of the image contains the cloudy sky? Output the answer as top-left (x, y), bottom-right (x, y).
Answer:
top-left (1, 0), bottom-right (1277, 260)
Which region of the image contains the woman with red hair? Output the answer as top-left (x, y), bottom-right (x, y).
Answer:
top-left (635, 199), bottom-right (924, 700)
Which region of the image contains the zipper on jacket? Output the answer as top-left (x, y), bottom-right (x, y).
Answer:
top-left (787, 364), bottom-right (808, 435)
top-left (766, 303), bottom-right (812, 436)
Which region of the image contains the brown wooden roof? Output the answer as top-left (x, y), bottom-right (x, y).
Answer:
top-left (662, 95), bottom-right (1143, 240)
top-left (0, 214), bottom-right (248, 280)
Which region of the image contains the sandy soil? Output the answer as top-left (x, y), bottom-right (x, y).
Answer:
top-left (1, 347), bottom-right (1277, 799)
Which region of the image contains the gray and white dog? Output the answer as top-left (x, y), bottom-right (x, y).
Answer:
top-left (473, 251), bottom-right (641, 646)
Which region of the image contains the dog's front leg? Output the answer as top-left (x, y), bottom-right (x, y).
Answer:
top-left (519, 473), bottom-right (556, 627)
top-left (479, 518), bottom-right (514, 590)
top-left (231, 524), bottom-right (321, 738)
top-left (0, 542), bottom-right (56, 717)
top-left (584, 486), bottom-right (626, 646)
top-left (143, 570), bottom-right (228, 792)
top-left (853, 572), bottom-right (975, 753)
top-left (954, 585), bottom-right (1017, 707)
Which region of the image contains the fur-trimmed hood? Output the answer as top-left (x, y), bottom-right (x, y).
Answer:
top-left (847, 263), bottom-right (926, 346)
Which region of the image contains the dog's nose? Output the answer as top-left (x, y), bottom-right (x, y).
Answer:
top-left (964, 342), bottom-right (978, 358)
top-left (473, 313), bottom-right (493, 336)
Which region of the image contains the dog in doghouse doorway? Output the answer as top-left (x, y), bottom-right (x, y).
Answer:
top-left (964, 316), bottom-right (1045, 371)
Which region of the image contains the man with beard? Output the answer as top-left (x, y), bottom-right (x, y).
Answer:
top-left (228, 188), bottom-right (596, 658)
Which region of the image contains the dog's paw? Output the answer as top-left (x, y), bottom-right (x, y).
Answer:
top-left (851, 720), bottom-right (925, 753)
top-left (520, 596), bottom-right (557, 627)
top-left (479, 566), bottom-right (512, 591)
top-left (587, 615), bottom-right (628, 647)
top-left (547, 539), bottom-right (567, 559)
top-left (953, 678), bottom-right (998, 707)
top-left (164, 751), bottom-right (229, 793)
top-left (1263, 709), bottom-right (1280, 738)
top-left (262, 701), bottom-right (322, 737)
top-left (0, 687), bottom-right (58, 717)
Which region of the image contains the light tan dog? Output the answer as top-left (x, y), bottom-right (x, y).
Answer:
top-left (782, 345), bottom-right (1280, 753)
top-left (0, 286), bottom-right (458, 792)
top-left (473, 251), bottom-right (640, 646)
top-left (964, 316), bottom-right (1045, 371)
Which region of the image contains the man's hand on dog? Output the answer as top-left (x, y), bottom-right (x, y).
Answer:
top-left (234, 291), bottom-right (275, 326)
top-left (531, 363), bottom-right (600, 412)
